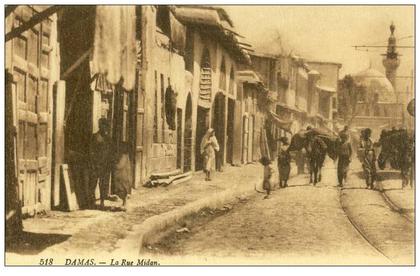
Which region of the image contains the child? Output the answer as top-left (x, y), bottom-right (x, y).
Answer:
top-left (260, 156), bottom-right (274, 199)
top-left (278, 137), bottom-right (291, 188)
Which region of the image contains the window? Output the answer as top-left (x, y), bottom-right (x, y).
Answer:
top-left (199, 48), bottom-right (212, 102)
top-left (219, 57), bottom-right (226, 91)
top-left (153, 71), bottom-right (158, 143)
top-left (332, 97), bottom-right (337, 109)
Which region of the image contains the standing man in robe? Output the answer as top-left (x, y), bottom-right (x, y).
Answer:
top-left (88, 118), bottom-right (113, 209)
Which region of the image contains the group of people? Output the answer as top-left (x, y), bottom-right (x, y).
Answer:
top-left (259, 136), bottom-right (291, 199)
top-left (337, 126), bottom-right (378, 190)
top-left (258, 125), bottom-right (379, 199)
top-left (87, 118), bottom-right (132, 210)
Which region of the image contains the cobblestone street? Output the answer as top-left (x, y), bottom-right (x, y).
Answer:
top-left (6, 163), bottom-right (265, 264)
top-left (144, 162), bottom-right (413, 265)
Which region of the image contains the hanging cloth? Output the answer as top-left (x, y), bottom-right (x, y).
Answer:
top-left (92, 6), bottom-right (137, 91)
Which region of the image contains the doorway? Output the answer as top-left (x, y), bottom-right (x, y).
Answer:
top-left (195, 105), bottom-right (209, 171)
top-left (248, 115), bottom-right (255, 162)
top-left (184, 95), bottom-right (193, 172)
top-left (242, 115), bottom-right (249, 164)
top-left (226, 98), bottom-right (235, 164)
top-left (176, 108), bottom-right (183, 170)
top-left (212, 92), bottom-right (225, 171)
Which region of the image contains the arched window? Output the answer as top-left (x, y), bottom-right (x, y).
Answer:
top-left (219, 57), bottom-right (226, 91)
top-left (199, 48), bottom-right (212, 102)
top-left (229, 67), bottom-right (235, 95)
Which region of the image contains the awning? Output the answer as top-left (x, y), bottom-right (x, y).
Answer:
top-left (91, 6), bottom-right (137, 91)
top-left (267, 112), bottom-right (293, 134)
top-left (172, 6), bottom-right (221, 27)
top-left (237, 70), bottom-right (263, 85)
top-left (276, 102), bottom-right (302, 114)
top-left (317, 85), bottom-right (336, 93)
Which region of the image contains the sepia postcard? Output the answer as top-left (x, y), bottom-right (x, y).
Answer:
top-left (3, 2), bottom-right (416, 266)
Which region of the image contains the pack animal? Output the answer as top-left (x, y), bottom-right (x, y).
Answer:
top-left (289, 129), bottom-right (338, 185)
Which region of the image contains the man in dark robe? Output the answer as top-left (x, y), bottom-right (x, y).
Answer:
top-left (88, 118), bottom-right (113, 209)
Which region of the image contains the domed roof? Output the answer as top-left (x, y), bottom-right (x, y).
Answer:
top-left (353, 67), bottom-right (396, 103)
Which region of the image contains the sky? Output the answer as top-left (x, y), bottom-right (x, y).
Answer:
top-left (223, 5), bottom-right (414, 78)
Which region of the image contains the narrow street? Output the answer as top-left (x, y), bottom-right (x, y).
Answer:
top-left (144, 162), bottom-right (413, 265)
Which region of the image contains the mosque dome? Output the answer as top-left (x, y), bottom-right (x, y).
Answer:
top-left (352, 67), bottom-right (396, 103)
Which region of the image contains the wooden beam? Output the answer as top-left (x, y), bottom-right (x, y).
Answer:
top-left (5, 5), bottom-right (18, 17)
top-left (61, 48), bottom-right (92, 80)
top-left (52, 81), bottom-right (66, 207)
top-left (5, 5), bottom-right (61, 42)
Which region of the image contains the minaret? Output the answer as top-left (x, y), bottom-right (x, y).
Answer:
top-left (382, 22), bottom-right (400, 89)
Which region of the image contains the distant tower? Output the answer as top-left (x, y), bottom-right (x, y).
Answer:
top-left (382, 22), bottom-right (400, 89)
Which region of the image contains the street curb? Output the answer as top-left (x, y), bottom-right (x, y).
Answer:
top-left (113, 170), bottom-right (300, 257)
top-left (113, 184), bottom-right (256, 257)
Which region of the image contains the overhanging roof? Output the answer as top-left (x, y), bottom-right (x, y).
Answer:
top-left (317, 85), bottom-right (336, 93)
top-left (171, 6), bottom-right (251, 64)
top-left (237, 70), bottom-right (263, 84)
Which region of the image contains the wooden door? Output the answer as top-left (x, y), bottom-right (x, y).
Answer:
top-left (176, 108), bottom-right (183, 169)
top-left (242, 115), bottom-right (249, 163)
top-left (183, 95), bottom-right (193, 172)
top-left (232, 100), bottom-right (242, 165)
top-left (212, 93), bottom-right (225, 170)
top-left (11, 10), bottom-right (53, 215)
top-left (226, 99), bottom-right (235, 164)
top-left (253, 115), bottom-right (261, 161)
top-left (248, 115), bottom-right (254, 162)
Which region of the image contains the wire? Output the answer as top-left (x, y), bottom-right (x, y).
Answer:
top-left (364, 34), bottom-right (413, 46)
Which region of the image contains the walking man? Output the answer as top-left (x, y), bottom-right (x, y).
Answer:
top-left (359, 128), bottom-right (377, 189)
top-left (337, 132), bottom-right (352, 187)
